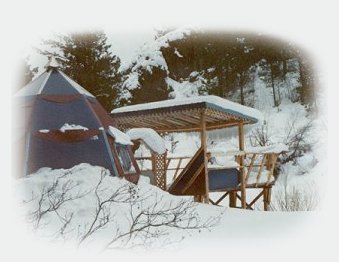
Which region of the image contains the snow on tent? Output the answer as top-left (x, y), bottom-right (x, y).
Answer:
top-left (14, 57), bottom-right (140, 183)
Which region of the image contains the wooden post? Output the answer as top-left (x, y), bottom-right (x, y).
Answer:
top-left (201, 110), bottom-right (209, 204)
top-left (238, 122), bottom-right (246, 209)
top-left (263, 187), bottom-right (272, 211)
top-left (263, 188), bottom-right (268, 211)
top-left (229, 191), bottom-right (237, 207)
top-left (194, 195), bottom-right (204, 202)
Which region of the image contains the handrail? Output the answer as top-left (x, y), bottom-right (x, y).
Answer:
top-left (135, 151), bottom-right (281, 186)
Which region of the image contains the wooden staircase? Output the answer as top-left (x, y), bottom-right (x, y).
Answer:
top-left (168, 146), bottom-right (207, 197)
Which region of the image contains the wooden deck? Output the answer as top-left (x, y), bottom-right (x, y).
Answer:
top-left (112, 95), bottom-right (284, 210)
top-left (136, 149), bottom-right (282, 210)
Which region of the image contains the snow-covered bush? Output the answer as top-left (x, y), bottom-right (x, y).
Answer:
top-left (270, 182), bottom-right (319, 211)
top-left (16, 164), bottom-right (222, 249)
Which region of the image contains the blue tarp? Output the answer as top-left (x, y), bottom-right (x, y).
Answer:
top-left (208, 168), bottom-right (239, 190)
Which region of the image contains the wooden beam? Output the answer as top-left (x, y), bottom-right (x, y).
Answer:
top-left (256, 154), bottom-right (267, 186)
top-left (236, 192), bottom-right (242, 201)
top-left (244, 153), bottom-right (257, 185)
top-left (238, 122), bottom-right (246, 209)
top-left (168, 147), bottom-right (203, 191)
top-left (263, 187), bottom-right (272, 211)
top-left (266, 154), bottom-right (278, 185)
top-left (247, 190), bottom-right (264, 209)
top-left (172, 158), bottom-right (183, 181)
top-left (181, 164), bottom-right (205, 193)
top-left (157, 126), bottom-right (203, 133)
top-left (201, 110), bottom-right (209, 204)
top-left (215, 191), bottom-right (229, 205)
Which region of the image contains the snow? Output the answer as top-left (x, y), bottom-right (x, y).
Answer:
top-left (45, 55), bottom-right (59, 68)
top-left (14, 164), bottom-right (223, 249)
top-left (59, 123), bottom-right (88, 132)
top-left (38, 129), bottom-right (50, 133)
top-left (174, 48), bottom-right (183, 58)
top-left (246, 170), bottom-right (275, 185)
top-left (126, 128), bottom-right (166, 154)
top-left (123, 28), bottom-right (190, 74)
top-left (245, 143), bottom-right (289, 154)
top-left (14, 163), bottom-right (315, 251)
top-left (208, 160), bottom-right (239, 169)
top-left (166, 76), bottom-right (207, 99)
top-left (112, 95), bottom-right (263, 123)
top-left (107, 126), bottom-right (133, 145)
top-left (119, 28), bottom-right (191, 99)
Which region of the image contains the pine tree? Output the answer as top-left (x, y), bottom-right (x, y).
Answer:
top-left (41, 31), bottom-right (121, 111)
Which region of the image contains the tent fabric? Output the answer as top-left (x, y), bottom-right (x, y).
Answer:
top-left (27, 132), bottom-right (116, 175)
top-left (87, 97), bottom-right (116, 127)
top-left (33, 129), bottom-right (101, 143)
top-left (42, 94), bottom-right (82, 103)
top-left (30, 96), bottom-right (102, 131)
top-left (15, 66), bottom-right (140, 183)
top-left (15, 67), bottom-right (95, 98)
top-left (14, 71), bottom-right (50, 97)
top-left (41, 70), bottom-right (80, 95)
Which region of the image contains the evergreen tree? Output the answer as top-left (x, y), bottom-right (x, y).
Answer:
top-left (41, 31), bottom-right (121, 111)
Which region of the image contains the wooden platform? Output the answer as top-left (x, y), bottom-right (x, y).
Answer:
top-left (112, 95), bottom-right (285, 210)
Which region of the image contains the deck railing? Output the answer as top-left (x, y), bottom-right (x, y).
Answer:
top-left (136, 150), bottom-right (282, 188)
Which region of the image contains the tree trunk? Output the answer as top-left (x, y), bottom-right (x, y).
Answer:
top-left (282, 59), bottom-right (287, 78)
top-left (240, 72), bottom-right (245, 105)
top-left (269, 61), bottom-right (278, 107)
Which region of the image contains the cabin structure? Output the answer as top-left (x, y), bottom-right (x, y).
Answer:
top-left (111, 96), bottom-right (287, 210)
top-left (14, 57), bottom-right (140, 183)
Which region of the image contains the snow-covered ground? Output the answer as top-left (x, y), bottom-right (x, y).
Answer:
top-left (14, 163), bottom-right (321, 253)
top-left (14, 164), bottom-right (224, 250)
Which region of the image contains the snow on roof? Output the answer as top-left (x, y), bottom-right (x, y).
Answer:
top-left (126, 128), bottom-right (166, 154)
top-left (107, 126), bottom-right (133, 145)
top-left (60, 123), bottom-right (88, 132)
top-left (112, 95), bottom-right (263, 123)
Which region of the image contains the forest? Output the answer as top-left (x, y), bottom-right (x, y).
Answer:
top-left (20, 29), bottom-right (317, 112)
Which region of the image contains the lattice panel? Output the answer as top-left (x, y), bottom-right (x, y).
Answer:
top-left (151, 153), bottom-right (167, 190)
